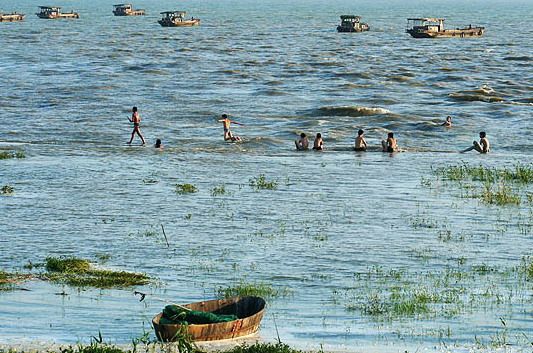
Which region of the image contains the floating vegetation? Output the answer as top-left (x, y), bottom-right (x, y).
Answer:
top-left (212, 183), bottom-right (229, 196)
top-left (45, 257), bottom-right (150, 288)
top-left (1, 185), bottom-right (14, 195)
top-left (0, 151), bottom-right (25, 160)
top-left (0, 270), bottom-right (32, 291)
top-left (216, 280), bottom-right (292, 300)
top-left (175, 183), bottom-right (198, 195)
top-left (249, 174), bottom-right (278, 190)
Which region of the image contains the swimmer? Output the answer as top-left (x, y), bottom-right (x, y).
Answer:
top-left (461, 131), bottom-right (490, 153)
top-left (295, 133), bottom-right (309, 151)
top-left (154, 139), bottom-right (163, 149)
top-left (381, 132), bottom-right (397, 152)
top-left (313, 133), bottom-right (324, 150)
top-left (128, 106), bottom-right (146, 146)
top-left (355, 129), bottom-right (367, 151)
top-left (442, 116), bottom-right (452, 127)
top-left (216, 114), bottom-right (244, 142)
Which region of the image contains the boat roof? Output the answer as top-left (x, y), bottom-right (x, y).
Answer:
top-left (407, 18), bottom-right (445, 22)
top-left (161, 11), bottom-right (186, 15)
top-left (340, 15), bottom-right (361, 20)
top-left (39, 6), bottom-right (61, 10)
top-left (114, 4), bottom-right (133, 7)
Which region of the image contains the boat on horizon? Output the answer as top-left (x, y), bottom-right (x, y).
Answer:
top-left (113, 4), bottom-right (145, 16)
top-left (153, 296), bottom-right (266, 342)
top-left (0, 10), bottom-right (26, 22)
top-left (36, 6), bottom-right (79, 19)
top-left (406, 18), bottom-right (484, 38)
top-left (337, 15), bottom-right (370, 33)
top-left (158, 11), bottom-right (200, 27)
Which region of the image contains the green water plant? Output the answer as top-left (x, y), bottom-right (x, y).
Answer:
top-left (0, 151), bottom-right (25, 160)
top-left (175, 183), bottom-right (198, 195)
top-left (0, 185), bottom-right (14, 195)
top-left (249, 174), bottom-right (278, 190)
top-left (480, 182), bottom-right (521, 206)
top-left (216, 280), bottom-right (292, 300)
top-left (45, 257), bottom-right (150, 288)
top-left (212, 183), bottom-right (229, 196)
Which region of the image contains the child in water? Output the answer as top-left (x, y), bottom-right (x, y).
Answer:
top-left (128, 106), bottom-right (146, 146)
top-left (216, 114), bottom-right (244, 141)
top-left (355, 129), bottom-right (367, 151)
top-left (381, 132), bottom-right (397, 152)
top-left (154, 139), bottom-right (163, 149)
top-left (295, 133), bottom-right (309, 150)
top-left (461, 131), bottom-right (490, 153)
top-left (313, 133), bottom-right (324, 150)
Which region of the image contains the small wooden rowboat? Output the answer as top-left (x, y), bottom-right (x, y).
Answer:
top-left (153, 296), bottom-right (266, 342)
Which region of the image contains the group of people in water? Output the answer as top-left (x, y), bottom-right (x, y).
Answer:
top-left (127, 107), bottom-right (490, 154)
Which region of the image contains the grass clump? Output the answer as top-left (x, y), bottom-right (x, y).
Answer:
top-left (221, 343), bottom-right (304, 353)
top-left (480, 183), bottom-right (521, 206)
top-left (212, 183), bottom-right (229, 196)
top-left (1, 185), bottom-right (14, 195)
top-left (249, 174), bottom-right (278, 190)
top-left (216, 280), bottom-right (291, 300)
top-left (175, 183), bottom-right (198, 195)
top-left (45, 257), bottom-right (150, 288)
top-left (0, 151), bottom-right (25, 160)
top-left (0, 269), bottom-right (32, 291)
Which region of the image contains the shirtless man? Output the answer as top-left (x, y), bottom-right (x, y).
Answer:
top-left (128, 106), bottom-right (146, 146)
top-left (216, 114), bottom-right (244, 141)
top-left (295, 133), bottom-right (309, 150)
top-left (381, 132), bottom-right (397, 152)
top-left (355, 129), bottom-right (367, 151)
top-left (313, 133), bottom-right (324, 150)
top-left (461, 131), bottom-right (490, 153)
top-left (442, 116), bottom-right (452, 127)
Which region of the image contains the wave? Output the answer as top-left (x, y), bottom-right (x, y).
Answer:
top-left (448, 93), bottom-right (505, 103)
top-left (503, 56), bottom-right (530, 61)
top-left (257, 89), bottom-right (289, 96)
top-left (312, 106), bottom-right (393, 117)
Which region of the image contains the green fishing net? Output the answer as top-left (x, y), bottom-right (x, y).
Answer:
top-left (161, 304), bottom-right (238, 325)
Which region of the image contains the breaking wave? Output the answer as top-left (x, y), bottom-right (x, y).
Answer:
top-left (313, 106), bottom-right (393, 117)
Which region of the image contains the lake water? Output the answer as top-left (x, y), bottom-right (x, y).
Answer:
top-left (1, 0), bottom-right (532, 351)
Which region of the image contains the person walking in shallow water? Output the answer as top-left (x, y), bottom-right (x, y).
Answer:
top-left (216, 114), bottom-right (244, 141)
top-left (461, 131), bottom-right (490, 153)
top-left (128, 106), bottom-right (146, 146)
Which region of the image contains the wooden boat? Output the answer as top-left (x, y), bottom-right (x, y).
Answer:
top-left (113, 4), bottom-right (145, 16)
top-left (337, 15), bottom-right (369, 33)
top-left (0, 11), bottom-right (26, 22)
top-left (153, 296), bottom-right (266, 342)
top-left (36, 6), bottom-right (79, 19)
top-left (406, 18), bottom-right (484, 38)
top-left (158, 11), bottom-right (200, 27)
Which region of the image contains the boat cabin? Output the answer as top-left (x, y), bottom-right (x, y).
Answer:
top-left (407, 18), bottom-right (445, 33)
top-left (158, 11), bottom-right (200, 27)
top-left (337, 15), bottom-right (370, 33)
top-left (113, 4), bottom-right (145, 16)
top-left (36, 6), bottom-right (79, 19)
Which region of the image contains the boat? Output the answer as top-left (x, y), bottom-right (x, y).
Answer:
top-left (113, 4), bottom-right (145, 16)
top-left (337, 15), bottom-right (369, 32)
top-left (36, 6), bottom-right (79, 19)
top-left (153, 296), bottom-right (266, 342)
top-left (406, 18), bottom-right (484, 38)
top-left (0, 11), bottom-right (26, 22)
top-left (158, 11), bottom-right (200, 27)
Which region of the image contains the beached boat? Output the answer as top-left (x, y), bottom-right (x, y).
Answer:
top-left (337, 15), bottom-right (369, 32)
top-left (158, 11), bottom-right (200, 27)
top-left (153, 296), bottom-right (266, 342)
top-left (36, 6), bottom-right (79, 19)
top-left (406, 18), bottom-right (484, 38)
top-left (113, 4), bottom-right (145, 16)
top-left (0, 11), bottom-right (26, 22)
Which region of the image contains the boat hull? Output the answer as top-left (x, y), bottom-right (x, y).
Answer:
top-left (337, 25), bottom-right (370, 33)
top-left (113, 10), bottom-right (145, 16)
top-left (0, 14), bottom-right (26, 22)
top-left (36, 13), bottom-right (79, 19)
top-left (158, 19), bottom-right (200, 27)
top-left (153, 296), bottom-right (266, 342)
top-left (407, 27), bottom-right (484, 38)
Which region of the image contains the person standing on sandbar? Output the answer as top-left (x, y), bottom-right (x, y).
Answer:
top-left (128, 106), bottom-right (146, 146)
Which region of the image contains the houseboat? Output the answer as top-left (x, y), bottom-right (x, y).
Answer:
top-left (337, 15), bottom-right (369, 32)
top-left (406, 18), bottom-right (484, 38)
top-left (113, 4), bottom-right (145, 16)
top-left (0, 11), bottom-right (26, 22)
top-left (158, 11), bottom-right (200, 27)
top-left (36, 6), bottom-right (79, 19)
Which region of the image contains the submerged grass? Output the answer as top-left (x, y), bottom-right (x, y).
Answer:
top-left (0, 151), bottom-right (25, 160)
top-left (175, 183), bottom-right (197, 195)
top-left (249, 174), bottom-right (278, 190)
top-left (216, 280), bottom-right (292, 300)
top-left (45, 257), bottom-right (150, 288)
top-left (433, 163), bottom-right (533, 184)
top-left (0, 270), bottom-right (32, 291)
top-left (1, 185), bottom-right (14, 195)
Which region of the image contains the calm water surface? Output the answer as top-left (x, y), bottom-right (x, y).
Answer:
top-left (1, 0), bottom-right (532, 351)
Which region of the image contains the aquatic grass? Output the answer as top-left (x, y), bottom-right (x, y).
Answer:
top-left (221, 343), bottom-right (306, 353)
top-left (1, 185), bottom-right (14, 195)
top-left (433, 163), bottom-right (533, 184)
top-left (480, 182), bottom-right (521, 206)
top-left (249, 174), bottom-right (278, 190)
top-left (212, 183), bottom-right (230, 196)
top-left (0, 151), bottom-right (25, 160)
top-left (216, 280), bottom-right (292, 300)
top-left (175, 183), bottom-right (197, 195)
top-left (0, 270), bottom-right (32, 291)
top-left (45, 257), bottom-right (150, 288)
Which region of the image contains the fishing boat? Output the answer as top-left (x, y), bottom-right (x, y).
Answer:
top-left (337, 15), bottom-right (369, 32)
top-left (406, 18), bottom-right (484, 38)
top-left (36, 6), bottom-right (79, 19)
top-left (153, 296), bottom-right (266, 342)
top-left (158, 11), bottom-right (200, 27)
top-left (113, 4), bottom-right (145, 16)
top-left (0, 11), bottom-right (26, 22)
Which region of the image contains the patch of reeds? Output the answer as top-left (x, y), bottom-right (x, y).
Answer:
top-left (1, 185), bottom-right (14, 195)
top-left (45, 257), bottom-right (150, 288)
top-left (216, 280), bottom-right (292, 300)
top-left (0, 151), bottom-right (25, 160)
top-left (212, 183), bottom-right (229, 196)
top-left (220, 343), bottom-right (305, 353)
top-left (433, 163), bottom-right (533, 184)
top-left (481, 182), bottom-right (521, 206)
top-left (175, 183), bottom-right (198, 195)
top-left (0, 270), bottom-right (32, 291)
top-left (249, 174), bottom-right (278, 190)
